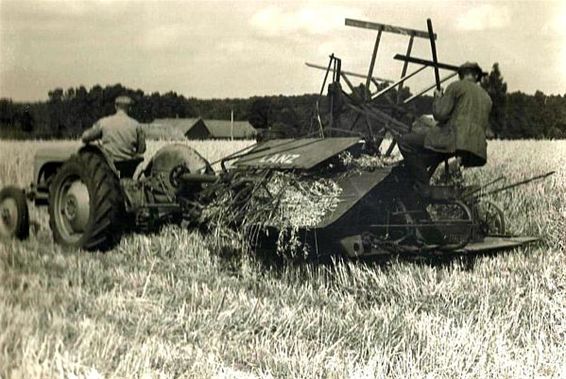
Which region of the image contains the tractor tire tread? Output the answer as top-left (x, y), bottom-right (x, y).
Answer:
top-left (0, 186), bottom-right (30, 240)
top-left (49, 152), bottom-right (124, 251)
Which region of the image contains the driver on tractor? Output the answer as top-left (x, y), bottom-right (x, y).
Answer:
top-left (81, 95), bottom-right (146, 162)
top-left (398, 62), bottom-right (492, 190)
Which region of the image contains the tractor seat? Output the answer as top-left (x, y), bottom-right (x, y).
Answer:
top-left (114, 157), bottom-right (144, 178)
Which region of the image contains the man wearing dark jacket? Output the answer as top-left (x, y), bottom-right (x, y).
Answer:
top-left (398, 62), bottom-right (492, 187)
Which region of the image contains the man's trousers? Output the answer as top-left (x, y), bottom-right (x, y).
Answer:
top-left (397, 131), bottom-right (453, 187)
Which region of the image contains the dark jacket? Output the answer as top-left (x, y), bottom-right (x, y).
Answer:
top-left (426, 80), bottom-right (492, 167)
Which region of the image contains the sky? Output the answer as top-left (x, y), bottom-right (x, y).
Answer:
top-left (0, 0), bottom-right (565, 102)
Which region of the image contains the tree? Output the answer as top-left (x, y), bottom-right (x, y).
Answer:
top-left (18, 107), bottom-right (34, 133)
top-left (47, 88), bottom-right (65, 137)
top-left (481, 63), bottom-right (507, 138)
top-left (248, 98), bottom-right (272, 130)
top-left (0, 99), bottom-right (15, 125)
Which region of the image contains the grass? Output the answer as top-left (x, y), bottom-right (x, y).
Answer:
top-left (0, 139), bottom-right (565, 378)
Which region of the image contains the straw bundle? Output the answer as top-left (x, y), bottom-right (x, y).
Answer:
top-left (200, 170), bottom-right (342, 257)
top-left (339, 151), bottom-right (399, 170)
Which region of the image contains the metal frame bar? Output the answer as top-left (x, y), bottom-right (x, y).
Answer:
top-left (340, 73), bottom-right (356, 93)
top-left (366, 28), bottom-right (383, 96)
top-left (426, 19), bottom-right (441, 90)
top-left (397, 35), bottom-right (415, 101)
top-left (394, 54), bottom-right (459, 71)
top-left (305, 62), bottom-right (392, 83)
top-left (347, 103), bottom-right (411, 137)
top-left (371, 65), bottom-right (426, 100)
top-left (403, 72), bottom-right (458, 104)
top-left (384, 35), bottom-right (415, 156)
top-left (473, 171), bottom-right (555, 199)
top-left (345, 18), bottom-right (435, 40)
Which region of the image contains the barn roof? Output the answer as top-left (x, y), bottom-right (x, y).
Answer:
top-left (141, 118), bottom-right (201, 140)
top-left (198, 119), bottom-right (257, 139)
top-left (142, 117), bottom-right (257, 140)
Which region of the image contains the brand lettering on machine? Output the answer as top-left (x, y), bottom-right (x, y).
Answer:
top-left (258, 153), bottom-right (301, 165)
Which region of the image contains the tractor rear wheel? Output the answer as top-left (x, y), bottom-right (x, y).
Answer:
top-left (0, 186), bottom-right (29, 240)
top-left (49, 152), bottom-right (124, 251)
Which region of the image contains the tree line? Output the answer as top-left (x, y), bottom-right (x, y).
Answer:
top-left (0, 64), bottom-right (564, 139)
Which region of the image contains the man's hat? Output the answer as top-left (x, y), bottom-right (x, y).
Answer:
top-left (115, 96), bottom-right (133, 105)
top-left (458, 62), bottom-right (487, 81)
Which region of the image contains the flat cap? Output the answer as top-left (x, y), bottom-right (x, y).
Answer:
top-left (115, 96), bottom-right (133, 105)
top-left (458, 62), bottom-right (488, 81)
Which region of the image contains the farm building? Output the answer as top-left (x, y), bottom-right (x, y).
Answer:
top-left (141, 118), bottom-right (256, 140)
top-left (185, 119), bottom-right (257, 140)
top-left (140, 118), bottom-right (200, 140)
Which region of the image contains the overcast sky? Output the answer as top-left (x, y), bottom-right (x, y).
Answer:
top-left (1, 0), bottom-right (564, 102)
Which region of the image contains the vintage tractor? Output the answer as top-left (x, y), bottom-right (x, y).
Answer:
top-left (0, 142), bottom-right (217, 251)
top-left (0, 17), bottom-right (551, 257)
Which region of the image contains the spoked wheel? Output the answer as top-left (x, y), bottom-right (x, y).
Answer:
top-left (476, 200), bottom-right (506, 236)
top-left (394, 197), bottom-right (474, 252)
top-left (49, 152), bottom-right (124, 251)
top-left (431, 200), bottom-right (474, 251)
top-left (0, 186), bottom-right (30, 240)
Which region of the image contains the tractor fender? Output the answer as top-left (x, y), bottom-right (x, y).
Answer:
top-left (33, 143), bottom-right (115, 188)
top-left (33, 146), bottom-right (75, 204)
top-left (32, 162), bottom-right (65, 205)
top-left (36, 162), bottom-right (64, 187)
top-left (33, 144), bottom-right (120, 205)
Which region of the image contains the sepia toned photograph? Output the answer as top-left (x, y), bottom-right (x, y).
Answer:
top-left (0, 0), bottom-right (564, 377)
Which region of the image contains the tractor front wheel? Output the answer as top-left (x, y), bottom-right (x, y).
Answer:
top-left (49, 152), bottom-right (124, 251)
top-left (0, 186), bottom-right (30, 240)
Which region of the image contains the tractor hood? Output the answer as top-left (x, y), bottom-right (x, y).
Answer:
top-left (32, 145), bottom-right (79, 190)
top-left (34, 145), bottom-right (77, 162)
top-left (233, 137), bottom-right (362, 170)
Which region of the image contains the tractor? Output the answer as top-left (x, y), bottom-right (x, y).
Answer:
top-left (0, 142), bottom-right (217, 251)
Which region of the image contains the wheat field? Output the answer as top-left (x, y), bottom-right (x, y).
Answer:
top-left (0, 139), bottom-right (565, 378)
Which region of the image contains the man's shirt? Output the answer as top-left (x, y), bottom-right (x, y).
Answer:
top-left (82, 110), bottom-right (146, 161)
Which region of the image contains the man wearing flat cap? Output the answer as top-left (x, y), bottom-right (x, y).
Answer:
top-left (398, 62), bottom-right (492, 187)
top-left (82, 95), bottom-right (146, 161)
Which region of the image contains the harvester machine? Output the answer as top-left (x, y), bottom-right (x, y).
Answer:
top-left (225, 137), bottom-right (545, 258)
top-left (223, 17), bottom-right (549, 258)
